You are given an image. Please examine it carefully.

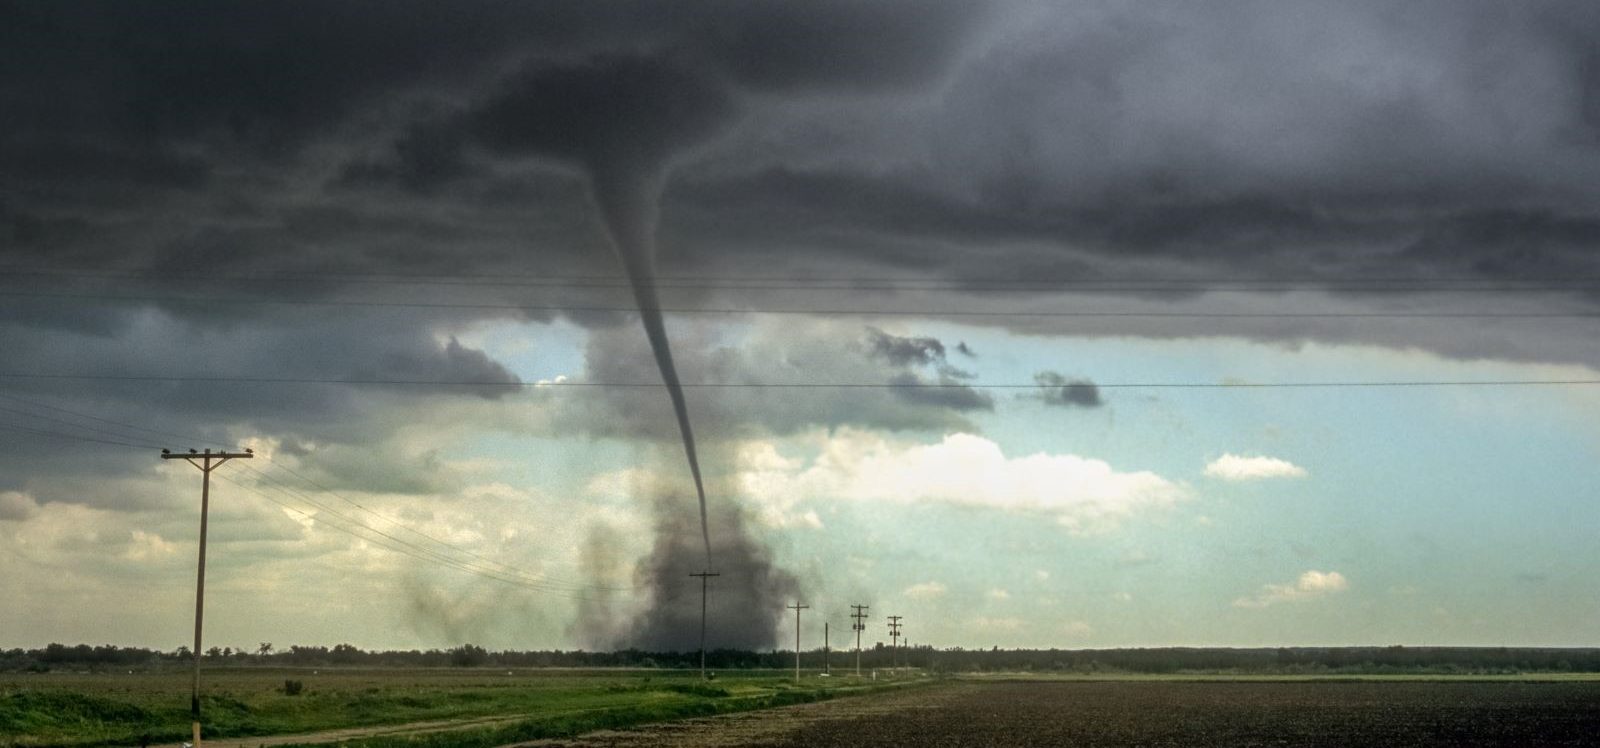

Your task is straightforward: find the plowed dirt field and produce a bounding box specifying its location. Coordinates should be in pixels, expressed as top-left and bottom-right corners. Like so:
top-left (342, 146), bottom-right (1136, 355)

top-left (517, 679), bottom-right (1600, 747)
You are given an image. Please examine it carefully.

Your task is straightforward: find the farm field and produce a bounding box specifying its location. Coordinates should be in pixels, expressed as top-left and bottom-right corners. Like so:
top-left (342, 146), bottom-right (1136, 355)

top-left (524, 678), bottom-right (1600, 747)
top-left (0, 667), bottom-right (919, 748)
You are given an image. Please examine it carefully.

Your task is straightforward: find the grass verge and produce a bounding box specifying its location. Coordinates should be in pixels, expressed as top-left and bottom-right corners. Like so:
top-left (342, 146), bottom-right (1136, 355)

top-left (0, 670), bottom-right (932, 748)
top-left (275, 680), bottom-right (932, 748)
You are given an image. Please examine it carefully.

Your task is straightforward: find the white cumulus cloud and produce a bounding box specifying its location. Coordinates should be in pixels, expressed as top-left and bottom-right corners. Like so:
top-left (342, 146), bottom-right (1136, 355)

top-left (1204, 454), bottom-right (1309, 481)
top-left (0, 491), bottom-right (39, 521)
top-left (904, 581), bottom-right (948, 600)
top-left (971, 616), bottom-right (1025, 632)
top-left (1061, 620), bottom-right (1094, 639)
top-left (740, 430), bottom-right (1188, 534)
top-left (1234, 570), bottom-right (1349, 608)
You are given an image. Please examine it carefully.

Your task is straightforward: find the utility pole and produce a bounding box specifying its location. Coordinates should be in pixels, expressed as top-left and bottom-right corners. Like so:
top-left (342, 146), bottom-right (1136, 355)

top-left (787, 603), bottom-right (808, 682)
top-left (162, 447), bottom-right (253, 748)
top-left (824, 621), bottom-right (830, 675)
top-left (888, 616), bottom-right (903, 671)
top-left (689, 570), bottom-right (719, 679)
top-left (850, 604), bottom-right (869, 677)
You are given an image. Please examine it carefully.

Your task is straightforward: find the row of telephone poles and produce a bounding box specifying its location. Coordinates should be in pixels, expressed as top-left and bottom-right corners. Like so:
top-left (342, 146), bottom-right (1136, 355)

top-left (787, 602), bottom-right (905, 682)
top-left (168, 448), bottom-right (911, 748)
top-left (685, 573), bottom-right (910, 683)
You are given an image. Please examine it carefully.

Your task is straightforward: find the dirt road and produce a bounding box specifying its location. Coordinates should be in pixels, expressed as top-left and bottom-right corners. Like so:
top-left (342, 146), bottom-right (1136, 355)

top-left (162, 714), bottom-right (529, 748)
top-left (513, 680), bottom-right (1600, 747)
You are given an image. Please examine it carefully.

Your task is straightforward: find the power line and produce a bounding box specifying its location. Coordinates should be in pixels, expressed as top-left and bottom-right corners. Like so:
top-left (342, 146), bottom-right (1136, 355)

top-left (0, 421), bottom-right (163, 449)
top-left (17, 265), bottom-right (1577, 283)
top-left (214, 466), bottom-right (619, 598)
top-left (4, 372), bottom-right (1600, 389)
top-left (7, 290), bottom-right (1600, 319)
top-left (9, 267), bottom-right (1600, 292)
top-left (161, 445), bottom-right (252, 748)
top-left (240, 461), bottom-right (635, 593)
top-left (851, 604), bottom-right (869, 678)
top-left (234, 470), bottom-right (629, 595)
top-left (12, 265), bottom-right (1600, 285)
top-left (0, 393), bottom-right (634, 595)
top-left (210, 473), bottom-right (615, 601)
top-left (0, 393), bottom-right (224, 446)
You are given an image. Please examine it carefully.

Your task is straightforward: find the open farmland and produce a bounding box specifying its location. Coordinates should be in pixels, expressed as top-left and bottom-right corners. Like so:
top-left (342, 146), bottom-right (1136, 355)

top-left (0, 668), bottom-right (914, 748)
top-left (523, 678), bottom-right (1600, 747)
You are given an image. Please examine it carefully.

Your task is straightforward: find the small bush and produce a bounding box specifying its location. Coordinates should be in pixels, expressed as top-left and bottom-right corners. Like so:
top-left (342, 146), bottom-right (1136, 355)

top-left (283, 679), bottom-right (304, 696)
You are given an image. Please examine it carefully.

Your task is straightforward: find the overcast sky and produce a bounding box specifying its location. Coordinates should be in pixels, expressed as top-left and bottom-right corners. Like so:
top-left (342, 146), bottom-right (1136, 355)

top-left (3, 0), bottom-right (1600, 652)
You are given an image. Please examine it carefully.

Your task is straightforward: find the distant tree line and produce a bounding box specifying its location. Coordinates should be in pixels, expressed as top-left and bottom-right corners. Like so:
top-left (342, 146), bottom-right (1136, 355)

top-left (5, 642), bottom-right (1598, 674)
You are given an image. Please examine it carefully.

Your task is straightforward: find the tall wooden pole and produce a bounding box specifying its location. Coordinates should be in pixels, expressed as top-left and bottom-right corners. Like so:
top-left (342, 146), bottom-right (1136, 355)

top-left (850, 604), bottom-right (869, 677)
top-left (787, 603), bottom-right (808, 682)
top-left (163, 447), bottom-right (253, 748)
top-left (689, 571), bottom-right (719, 679)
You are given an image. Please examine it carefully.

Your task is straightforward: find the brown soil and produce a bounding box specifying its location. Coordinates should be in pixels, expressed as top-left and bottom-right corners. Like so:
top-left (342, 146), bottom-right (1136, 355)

top-left (510, 680), bottom-right (1600, 747)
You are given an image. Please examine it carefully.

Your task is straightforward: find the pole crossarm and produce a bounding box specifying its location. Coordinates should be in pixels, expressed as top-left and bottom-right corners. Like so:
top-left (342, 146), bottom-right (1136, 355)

top-left (162, 449), bottom-right (254, 469)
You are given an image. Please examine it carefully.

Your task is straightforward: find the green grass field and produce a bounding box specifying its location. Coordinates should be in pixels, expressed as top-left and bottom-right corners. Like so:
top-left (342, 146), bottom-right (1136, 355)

top-left (0, 667), bottom-right (923, 748)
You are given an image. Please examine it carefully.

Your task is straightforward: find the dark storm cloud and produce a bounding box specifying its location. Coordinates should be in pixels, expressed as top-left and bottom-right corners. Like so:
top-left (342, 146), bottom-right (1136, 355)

top-left (0, 304), bottom-right (516, 504)
top-left (861, 327), bottom-right (991, 411)
top-left (467, 54), bottom-right (737, 177)
top-left (558, 320), bottom-right (991, 441)
top-left (865, 327), bottom-right (947, 368)
top-left (888, 372), bottom-right (994, 412)
top-left (0, 0), bottom-right (987, 281)
top-left (358, 337), bottom-right (521, 399)
top-left (1033, 371), bottom-right (1103, 409)
top-left (4, 2), bottom-right (1600, 498)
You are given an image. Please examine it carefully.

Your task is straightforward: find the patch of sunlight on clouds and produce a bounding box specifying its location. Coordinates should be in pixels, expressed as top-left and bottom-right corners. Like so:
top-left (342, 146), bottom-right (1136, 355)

top-left (1061, 620), bottom-right (1093, 639)
top-left (904, 581), bottom-right (948, 600)
top-left (739, 429), bottom-right (1188, 534)
top-left (1234, 570), bottom-right (1349, 609)
top-left (1204, 453), bottom-right (1308, 481)
top-left (972, 616), bottom-right (1025, 632)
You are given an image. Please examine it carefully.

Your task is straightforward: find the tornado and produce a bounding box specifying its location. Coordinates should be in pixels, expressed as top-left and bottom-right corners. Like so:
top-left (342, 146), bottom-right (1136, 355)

top-left (589, 166), bottom-right (712, 561)
top-left (468, 54), bottom-right (737, 565)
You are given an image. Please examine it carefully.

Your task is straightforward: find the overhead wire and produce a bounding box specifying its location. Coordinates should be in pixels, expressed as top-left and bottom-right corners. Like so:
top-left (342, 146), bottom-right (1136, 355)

top-left (0, 421), bottom-right (164, 449)
top-left (7, 267), bottom-right (1600, 292)
top-left (0, 393), bottom-right (636, 595)
top-left (2, 372), bottom-right (1599, 389)
top-left (5, 289), bottom-right (1599, 319)
top-left (235, 461), bottom-right (636, 593)
top-left (216, 467), bottom-right (619, 599)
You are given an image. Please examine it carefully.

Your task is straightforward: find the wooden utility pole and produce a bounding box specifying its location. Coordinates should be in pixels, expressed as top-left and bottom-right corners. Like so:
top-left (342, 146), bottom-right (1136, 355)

top-left (162, 447), bottom-right (252, 748)
top-left (689, 570), bottom-right (719, 679)
top-left (787, 603), bottom-right (808, 682)
top-left (850, 604), bottom-right (869, 677)
top-left (887, 616), bottom-right (903, 670)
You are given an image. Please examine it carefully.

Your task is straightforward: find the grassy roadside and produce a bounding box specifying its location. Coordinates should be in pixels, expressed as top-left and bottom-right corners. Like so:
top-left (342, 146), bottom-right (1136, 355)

top-left (275, 679), bottom-right (936, 748)
top-left (0, 669), bottom-right (935, 748)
